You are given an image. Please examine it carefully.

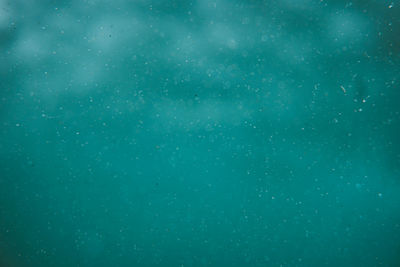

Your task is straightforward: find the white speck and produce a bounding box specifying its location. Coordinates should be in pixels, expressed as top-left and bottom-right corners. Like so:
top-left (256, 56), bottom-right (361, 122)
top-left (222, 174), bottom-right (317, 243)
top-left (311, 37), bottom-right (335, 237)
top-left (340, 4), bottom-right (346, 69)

top-left (227, 39), bottom-right (237, 49)
top-left (16, 123), bottom-right (20, 127)
top-left (261, 34), bottom-right (268, 42)
top-left (389, 3), bottom-right (393, 8)
top-left (378, 193), bottom-right (383, 198)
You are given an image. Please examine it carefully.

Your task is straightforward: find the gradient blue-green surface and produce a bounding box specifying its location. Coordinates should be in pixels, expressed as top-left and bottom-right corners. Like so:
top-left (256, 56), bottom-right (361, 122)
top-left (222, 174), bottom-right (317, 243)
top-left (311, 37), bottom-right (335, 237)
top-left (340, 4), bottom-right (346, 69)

top-left (1, 0), bottom-right (400, 266)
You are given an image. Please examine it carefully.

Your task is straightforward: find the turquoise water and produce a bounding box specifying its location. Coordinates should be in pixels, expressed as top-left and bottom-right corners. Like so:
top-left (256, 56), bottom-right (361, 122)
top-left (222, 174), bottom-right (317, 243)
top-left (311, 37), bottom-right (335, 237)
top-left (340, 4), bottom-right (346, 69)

top-left (1, 0), bottom-right (400, 266)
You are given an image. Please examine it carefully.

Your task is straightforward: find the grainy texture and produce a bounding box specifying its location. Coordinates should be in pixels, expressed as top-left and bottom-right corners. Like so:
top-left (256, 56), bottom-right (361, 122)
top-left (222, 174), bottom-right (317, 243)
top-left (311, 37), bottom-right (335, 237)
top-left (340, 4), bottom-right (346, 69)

top-left (0, 0), bottom-right (400, 266)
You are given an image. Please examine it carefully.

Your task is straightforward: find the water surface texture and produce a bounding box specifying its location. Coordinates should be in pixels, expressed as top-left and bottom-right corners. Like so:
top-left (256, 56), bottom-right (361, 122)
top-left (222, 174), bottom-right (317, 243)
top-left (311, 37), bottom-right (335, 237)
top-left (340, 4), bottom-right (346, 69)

top-left (1, 0), bottom-right (400, 266)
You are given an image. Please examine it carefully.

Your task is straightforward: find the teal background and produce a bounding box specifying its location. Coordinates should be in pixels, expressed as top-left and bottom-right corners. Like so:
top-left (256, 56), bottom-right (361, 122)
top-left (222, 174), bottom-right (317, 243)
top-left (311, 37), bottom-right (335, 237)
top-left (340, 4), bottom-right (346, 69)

top-left (1, 0), bottom-right (400, 266)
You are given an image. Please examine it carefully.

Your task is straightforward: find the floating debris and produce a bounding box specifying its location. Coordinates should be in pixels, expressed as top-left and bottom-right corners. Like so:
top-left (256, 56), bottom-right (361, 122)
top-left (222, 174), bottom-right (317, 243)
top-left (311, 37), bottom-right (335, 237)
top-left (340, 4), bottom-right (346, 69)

top-left (340, 85), bottom-right (347, 94)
